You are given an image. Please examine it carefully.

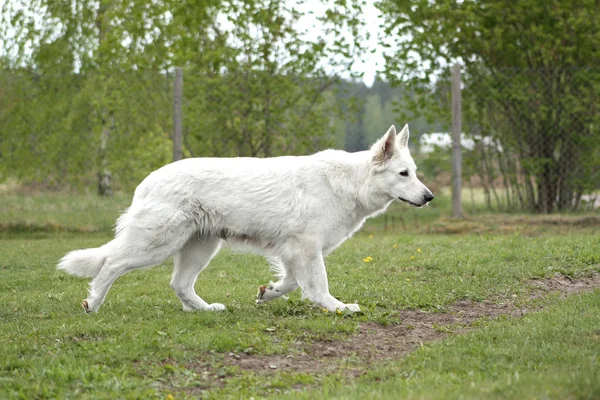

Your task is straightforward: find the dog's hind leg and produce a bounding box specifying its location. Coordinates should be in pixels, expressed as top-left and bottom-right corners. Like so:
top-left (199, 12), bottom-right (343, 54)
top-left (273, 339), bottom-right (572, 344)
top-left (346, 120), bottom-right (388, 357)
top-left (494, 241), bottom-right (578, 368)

top-left (256, 258), bottom-right (299, 304)
top-left (171, 235), bottom-right (225, 312)
top-left (84, 211), bottom-right (195, 313)
top-left (84, 238), bottom-right (189, 313)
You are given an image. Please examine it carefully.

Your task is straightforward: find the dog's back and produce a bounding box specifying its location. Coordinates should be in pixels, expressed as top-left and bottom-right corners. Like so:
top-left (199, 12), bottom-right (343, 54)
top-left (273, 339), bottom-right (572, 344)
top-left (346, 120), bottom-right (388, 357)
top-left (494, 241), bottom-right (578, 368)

top-left (127, 152), bottom-right (369, 248)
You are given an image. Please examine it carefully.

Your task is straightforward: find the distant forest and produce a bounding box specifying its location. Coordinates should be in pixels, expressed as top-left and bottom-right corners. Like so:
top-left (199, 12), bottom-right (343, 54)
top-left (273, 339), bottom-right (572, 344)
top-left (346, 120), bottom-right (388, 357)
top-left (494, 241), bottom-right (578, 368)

top-left (333, 78), bottom-right (446, 153)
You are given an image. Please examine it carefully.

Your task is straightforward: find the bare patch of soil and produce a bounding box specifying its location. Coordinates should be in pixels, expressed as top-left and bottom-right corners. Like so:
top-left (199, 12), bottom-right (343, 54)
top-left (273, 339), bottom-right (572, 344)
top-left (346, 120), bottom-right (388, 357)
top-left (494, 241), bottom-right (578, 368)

top-left (429, 215), bottom-right (600, 235)
top-left (214, 300), bottom-right (523, 375)
top-left (528, 273), bottom-right (600, 295)
top-left (212, 273), bottom-right (600, 375)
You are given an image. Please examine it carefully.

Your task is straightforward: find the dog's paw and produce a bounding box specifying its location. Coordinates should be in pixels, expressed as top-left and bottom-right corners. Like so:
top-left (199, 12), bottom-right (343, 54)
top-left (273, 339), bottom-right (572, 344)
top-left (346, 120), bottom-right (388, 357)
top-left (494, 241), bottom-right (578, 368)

top-left (256, 284), bottom-right (281, 304)
top-left (340, 303), bottom-right (361, 313)
top-left (256, 285), bottom-right (268, 304)
top-left (82, 299), bottom-right (98, 314)
top-left (208, 303), bottom-right (226, 312)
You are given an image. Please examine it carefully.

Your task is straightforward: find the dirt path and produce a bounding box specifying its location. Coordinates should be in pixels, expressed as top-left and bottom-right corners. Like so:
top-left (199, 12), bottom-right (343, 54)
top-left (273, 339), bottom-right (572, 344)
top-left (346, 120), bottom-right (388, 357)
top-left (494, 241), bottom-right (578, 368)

top-left (215, 273), bottom-right (600, 375)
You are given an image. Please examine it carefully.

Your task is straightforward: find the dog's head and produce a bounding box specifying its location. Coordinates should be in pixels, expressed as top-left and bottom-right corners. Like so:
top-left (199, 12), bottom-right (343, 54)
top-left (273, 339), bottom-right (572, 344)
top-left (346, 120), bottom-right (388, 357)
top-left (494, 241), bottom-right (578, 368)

top-left (370, 125), bottom-right (434, 207)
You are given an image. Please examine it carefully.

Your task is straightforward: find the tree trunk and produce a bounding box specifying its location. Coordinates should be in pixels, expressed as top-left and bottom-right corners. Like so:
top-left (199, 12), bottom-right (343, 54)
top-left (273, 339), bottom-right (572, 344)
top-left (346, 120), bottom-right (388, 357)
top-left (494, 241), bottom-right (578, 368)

top-left (495, 141), bottom-right (512, 209)
top-left (537, 163), bottom-right (556, 213)
top-left (477, 143), bottom-right (492, 210)
top-left (510, 154), bottom-right (524, 209)
top-left (557, 129), bottom-right (581, 211)
top-left (97, 112), bottom-right (114, 196)
top-left (96, 3), bottom-right (113, 197)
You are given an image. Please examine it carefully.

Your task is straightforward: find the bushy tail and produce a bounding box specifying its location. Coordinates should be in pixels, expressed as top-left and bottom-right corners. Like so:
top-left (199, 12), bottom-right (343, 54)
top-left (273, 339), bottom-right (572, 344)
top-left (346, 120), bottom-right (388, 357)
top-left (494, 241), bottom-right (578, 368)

top-left (57, 243), bottom-right (112, 278)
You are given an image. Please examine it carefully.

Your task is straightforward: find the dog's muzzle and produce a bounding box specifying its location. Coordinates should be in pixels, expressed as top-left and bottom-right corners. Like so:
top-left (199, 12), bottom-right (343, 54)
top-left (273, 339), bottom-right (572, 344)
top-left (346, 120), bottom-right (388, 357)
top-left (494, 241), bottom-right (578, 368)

top-left (398, 192), bottom-right (434, 208)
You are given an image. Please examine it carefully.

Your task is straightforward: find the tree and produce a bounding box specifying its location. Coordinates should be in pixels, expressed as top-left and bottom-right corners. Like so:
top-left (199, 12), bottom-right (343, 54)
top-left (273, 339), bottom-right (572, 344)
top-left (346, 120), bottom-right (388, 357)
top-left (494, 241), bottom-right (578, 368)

top-left (378, 0), bottom-right (600, 212)
top-left (1, 0), bottom-right (367, 191)
top-left (1, 0), bottom-right (213, 193)
top-left (181, 0), bottom-right (367, 158)
top-left (363, 94), bottom-right (387, 145)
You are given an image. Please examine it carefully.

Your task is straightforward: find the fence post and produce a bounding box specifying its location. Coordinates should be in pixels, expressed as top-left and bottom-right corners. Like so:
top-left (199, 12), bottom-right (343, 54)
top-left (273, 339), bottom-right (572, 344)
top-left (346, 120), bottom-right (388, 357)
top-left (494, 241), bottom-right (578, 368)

top-left (451, 63), bottom-right (463, 218)
top-left (172, 67), bottom-right (183, 162)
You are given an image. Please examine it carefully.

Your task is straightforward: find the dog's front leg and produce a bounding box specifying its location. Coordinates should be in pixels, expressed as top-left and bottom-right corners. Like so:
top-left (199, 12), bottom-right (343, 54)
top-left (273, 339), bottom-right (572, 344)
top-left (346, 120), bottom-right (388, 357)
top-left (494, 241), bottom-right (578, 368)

top-left (282, 238), bottom-right (360, 313)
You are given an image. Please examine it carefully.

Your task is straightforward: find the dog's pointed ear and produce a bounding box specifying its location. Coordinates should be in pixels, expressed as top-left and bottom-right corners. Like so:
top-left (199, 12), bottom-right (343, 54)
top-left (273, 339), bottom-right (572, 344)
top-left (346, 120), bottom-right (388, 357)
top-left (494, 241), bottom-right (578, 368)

top-left (371, 125), bottom-right (397, 165)
top-left (398, 124), bottom-right (410, 148)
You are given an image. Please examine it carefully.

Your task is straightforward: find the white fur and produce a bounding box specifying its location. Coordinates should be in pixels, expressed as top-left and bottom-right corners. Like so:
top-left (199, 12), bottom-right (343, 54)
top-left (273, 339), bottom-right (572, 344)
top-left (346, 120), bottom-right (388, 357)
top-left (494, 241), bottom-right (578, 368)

top-left (58, 124), bottom-right (433, 313)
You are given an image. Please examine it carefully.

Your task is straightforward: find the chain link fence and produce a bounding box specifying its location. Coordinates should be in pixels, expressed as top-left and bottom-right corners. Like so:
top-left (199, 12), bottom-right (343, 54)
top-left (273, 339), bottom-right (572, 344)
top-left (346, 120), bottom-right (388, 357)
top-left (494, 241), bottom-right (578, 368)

top-left (0, 68), bottom-right (341, 194)
top-left (420, 67), bottom-right (600, 213)
top-left (0, 70), bottom-right (173, 193)
top-left (2, 67), bottom-right (599, 213)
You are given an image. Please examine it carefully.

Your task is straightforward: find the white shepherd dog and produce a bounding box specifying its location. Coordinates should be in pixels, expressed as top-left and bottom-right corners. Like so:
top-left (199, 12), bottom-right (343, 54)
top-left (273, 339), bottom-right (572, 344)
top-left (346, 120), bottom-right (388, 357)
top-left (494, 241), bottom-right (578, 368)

top-left (58, 125), bottom-right (433, 314)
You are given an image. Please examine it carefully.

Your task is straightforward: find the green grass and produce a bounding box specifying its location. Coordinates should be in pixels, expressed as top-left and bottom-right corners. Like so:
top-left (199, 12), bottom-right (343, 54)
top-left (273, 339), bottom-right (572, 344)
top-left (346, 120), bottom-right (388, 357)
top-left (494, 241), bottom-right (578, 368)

top-left (0, 189), bottom-right (599, 399)
top-left (290, 291), bottom-right (600, 400)
top-left (0, 191), bottom-right (130, 235)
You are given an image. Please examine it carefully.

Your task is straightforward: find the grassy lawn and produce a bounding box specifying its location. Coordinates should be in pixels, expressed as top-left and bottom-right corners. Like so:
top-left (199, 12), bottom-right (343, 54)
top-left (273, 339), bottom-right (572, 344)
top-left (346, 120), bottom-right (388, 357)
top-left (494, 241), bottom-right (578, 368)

top-left (292, 291), bottom-right (600, 400)
top-left (0, 190), bottom-right (130, 234)
top-left (0, 190), bottom-right (599, 399)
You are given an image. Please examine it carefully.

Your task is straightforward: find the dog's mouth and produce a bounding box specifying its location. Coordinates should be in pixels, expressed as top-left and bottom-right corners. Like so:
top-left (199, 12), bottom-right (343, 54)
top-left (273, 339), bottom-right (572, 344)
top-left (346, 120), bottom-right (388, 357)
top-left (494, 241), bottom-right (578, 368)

top-left (398, 197), bottom-right (429, 208)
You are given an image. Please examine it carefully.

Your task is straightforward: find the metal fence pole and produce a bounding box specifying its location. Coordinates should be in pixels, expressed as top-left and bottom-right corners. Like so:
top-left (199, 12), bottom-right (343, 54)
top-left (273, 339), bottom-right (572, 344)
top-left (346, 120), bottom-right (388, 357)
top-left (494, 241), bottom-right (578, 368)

top-left (172, 67), bottom-right (183, 162)
top-left (451, 63), bottom-right (463, 218)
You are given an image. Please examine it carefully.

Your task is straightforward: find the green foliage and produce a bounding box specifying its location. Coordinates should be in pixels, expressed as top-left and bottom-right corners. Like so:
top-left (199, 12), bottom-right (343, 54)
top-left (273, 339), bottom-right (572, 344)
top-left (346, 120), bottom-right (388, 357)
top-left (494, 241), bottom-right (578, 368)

top-left (378, 0), bottom-right (600, 75)
top-left (414, 146), bottom-right (452, 182)
top-left (178, 0), bottom-right (369, 158)
top-left (333, 78), bottom-right (444, 153)
top-left (378, 0), bottom-right (600, 212)
top-left (0, 70), bottom-right (173, 190)
top-left (363, 94), bottom-right (393, 144)
top-left (0, 0), bottom-right (368, 189)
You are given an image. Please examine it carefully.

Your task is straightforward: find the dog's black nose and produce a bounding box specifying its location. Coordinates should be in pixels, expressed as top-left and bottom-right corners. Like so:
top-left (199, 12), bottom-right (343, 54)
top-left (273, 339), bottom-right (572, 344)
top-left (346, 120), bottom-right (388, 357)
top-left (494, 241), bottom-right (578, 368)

top-left (423, 193), bottom-right (434, 203)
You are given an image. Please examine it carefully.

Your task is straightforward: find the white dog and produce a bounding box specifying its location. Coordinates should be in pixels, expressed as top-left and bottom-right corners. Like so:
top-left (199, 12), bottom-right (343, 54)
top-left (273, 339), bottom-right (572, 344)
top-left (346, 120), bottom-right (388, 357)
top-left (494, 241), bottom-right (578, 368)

top-left (58, 125), bottom-right (433, 313)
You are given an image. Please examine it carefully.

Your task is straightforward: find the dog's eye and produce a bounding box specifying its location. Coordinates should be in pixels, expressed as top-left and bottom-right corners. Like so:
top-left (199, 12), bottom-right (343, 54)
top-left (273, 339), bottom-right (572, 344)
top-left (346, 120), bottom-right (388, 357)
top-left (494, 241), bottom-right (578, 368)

top-left (399, 170), bottom-right (409, 177)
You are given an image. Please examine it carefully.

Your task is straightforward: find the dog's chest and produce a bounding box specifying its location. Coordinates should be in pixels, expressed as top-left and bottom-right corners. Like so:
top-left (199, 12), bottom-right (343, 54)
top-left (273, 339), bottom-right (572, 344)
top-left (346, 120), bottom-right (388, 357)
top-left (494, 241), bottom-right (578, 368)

top-left (321, 217), bottom-right (366, 254)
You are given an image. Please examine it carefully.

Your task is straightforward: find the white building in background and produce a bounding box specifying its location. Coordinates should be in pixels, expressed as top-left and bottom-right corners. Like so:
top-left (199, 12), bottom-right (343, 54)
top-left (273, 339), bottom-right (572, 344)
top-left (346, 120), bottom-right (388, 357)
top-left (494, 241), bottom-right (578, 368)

top-left (419, 133), bottom-right (501, 153)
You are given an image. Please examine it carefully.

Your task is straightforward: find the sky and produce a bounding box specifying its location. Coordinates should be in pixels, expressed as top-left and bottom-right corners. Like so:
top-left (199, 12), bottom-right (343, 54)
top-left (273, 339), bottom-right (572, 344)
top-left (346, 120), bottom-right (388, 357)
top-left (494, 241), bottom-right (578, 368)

top-left (295, 0), bottom-right (386, 87)
top-left (354, 2), bottom-right (387, 87)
